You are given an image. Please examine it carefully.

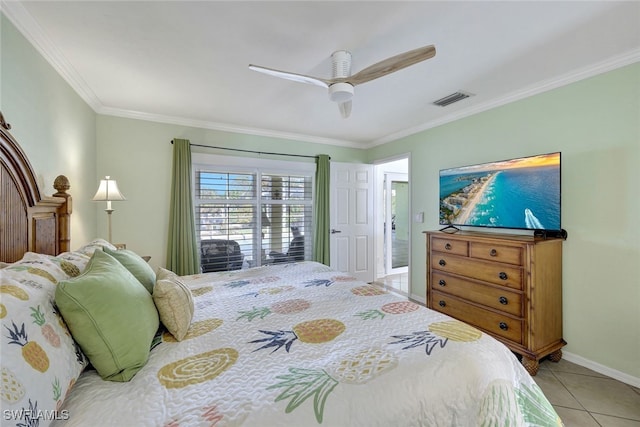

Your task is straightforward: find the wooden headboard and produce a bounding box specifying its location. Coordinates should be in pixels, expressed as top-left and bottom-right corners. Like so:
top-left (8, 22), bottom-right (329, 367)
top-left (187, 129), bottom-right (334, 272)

top-left (0, 111), bottom-right (72, 263)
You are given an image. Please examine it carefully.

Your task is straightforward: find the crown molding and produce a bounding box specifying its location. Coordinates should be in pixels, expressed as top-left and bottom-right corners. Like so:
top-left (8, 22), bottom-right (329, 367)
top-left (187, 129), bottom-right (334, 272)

top-left (2, 1), bottom-right (364, 149)
top-left (4, 1), bottom-right (638, 150)
top-left (2, 1), bottom-right (103, 111)
top-left (98, 106), bottom-right (364, 149)
top-left (369, 48), bottom-right (640, 148)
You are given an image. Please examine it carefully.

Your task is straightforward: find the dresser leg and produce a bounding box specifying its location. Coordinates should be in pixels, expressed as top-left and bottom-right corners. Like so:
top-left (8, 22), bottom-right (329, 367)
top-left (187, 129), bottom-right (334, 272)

top-left (548, 349), bottom-right (563, 363)
top-left (521, 356), bottom-right (539, 376)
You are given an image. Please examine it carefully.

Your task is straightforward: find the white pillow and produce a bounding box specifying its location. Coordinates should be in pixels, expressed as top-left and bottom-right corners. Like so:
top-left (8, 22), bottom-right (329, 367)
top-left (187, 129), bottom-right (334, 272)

top-left (152, 275), bottom-right (194, 341)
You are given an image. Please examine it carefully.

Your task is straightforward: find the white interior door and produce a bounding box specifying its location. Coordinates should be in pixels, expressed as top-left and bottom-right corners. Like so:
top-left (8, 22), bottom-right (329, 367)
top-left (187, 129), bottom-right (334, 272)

top-left (330, 162), bottom-right (374, 282)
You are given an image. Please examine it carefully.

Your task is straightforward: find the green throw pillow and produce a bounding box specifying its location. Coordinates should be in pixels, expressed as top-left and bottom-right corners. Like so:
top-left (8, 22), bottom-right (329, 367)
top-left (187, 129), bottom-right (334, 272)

top-left (55, 250), bottom-right (159, 382)
top-left (103, 247), bottom-right (156, 293)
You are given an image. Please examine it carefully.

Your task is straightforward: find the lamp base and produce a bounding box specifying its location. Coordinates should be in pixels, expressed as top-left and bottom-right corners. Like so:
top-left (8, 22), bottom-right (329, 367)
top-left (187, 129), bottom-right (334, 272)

top-left (105, 209), bottom-right (114, 243)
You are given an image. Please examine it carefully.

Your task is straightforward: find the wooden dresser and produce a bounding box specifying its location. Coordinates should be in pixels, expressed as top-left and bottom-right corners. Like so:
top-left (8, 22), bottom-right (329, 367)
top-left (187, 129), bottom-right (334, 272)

top-left (425, 230), bottom-right (565, 375)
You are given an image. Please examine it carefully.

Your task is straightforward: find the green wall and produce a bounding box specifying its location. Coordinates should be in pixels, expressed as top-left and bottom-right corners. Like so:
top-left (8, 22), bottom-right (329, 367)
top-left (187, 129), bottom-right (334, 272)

top-left (1, 14), bottom-right (97, 246)
top-left (3, 12), bottom-right (638, 382)
top-left (368, 62), bottom-right (640, 380)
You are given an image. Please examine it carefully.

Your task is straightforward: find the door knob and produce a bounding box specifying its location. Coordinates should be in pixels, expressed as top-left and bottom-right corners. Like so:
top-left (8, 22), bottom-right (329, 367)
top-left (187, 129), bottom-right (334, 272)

top-left (330, 229), bottom-right (342, 234)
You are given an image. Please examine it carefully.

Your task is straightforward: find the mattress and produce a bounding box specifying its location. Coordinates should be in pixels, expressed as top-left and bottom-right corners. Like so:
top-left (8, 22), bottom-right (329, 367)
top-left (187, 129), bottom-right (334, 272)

top-left (55, 261), bottom-right (561, 426)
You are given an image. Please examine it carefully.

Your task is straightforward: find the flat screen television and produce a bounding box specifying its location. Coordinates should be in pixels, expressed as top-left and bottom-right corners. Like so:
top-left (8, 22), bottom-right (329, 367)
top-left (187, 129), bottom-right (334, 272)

top-left (439, 152), bottom-right (561, 231)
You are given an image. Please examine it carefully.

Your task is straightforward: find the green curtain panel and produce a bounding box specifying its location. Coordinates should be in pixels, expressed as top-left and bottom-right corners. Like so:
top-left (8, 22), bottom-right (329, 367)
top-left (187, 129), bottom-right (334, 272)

top-left (313, 154), bottom-right (330, 264)
top-left (166, 139), bottom-right (200, 275)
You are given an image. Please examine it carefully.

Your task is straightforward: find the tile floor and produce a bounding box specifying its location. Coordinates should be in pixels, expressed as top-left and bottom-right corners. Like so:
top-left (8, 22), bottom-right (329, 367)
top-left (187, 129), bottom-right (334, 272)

top-left (535, 358), bottom-right (640, 426)
top-left (373, 272), bottom-right (409, 295)
top-left (374, 273), bottom-right (640, 426)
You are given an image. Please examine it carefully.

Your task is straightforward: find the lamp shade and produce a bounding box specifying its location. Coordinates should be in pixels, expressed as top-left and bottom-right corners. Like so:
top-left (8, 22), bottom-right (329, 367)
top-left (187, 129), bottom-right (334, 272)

top-left (92, 176), bottom-right (126, 202)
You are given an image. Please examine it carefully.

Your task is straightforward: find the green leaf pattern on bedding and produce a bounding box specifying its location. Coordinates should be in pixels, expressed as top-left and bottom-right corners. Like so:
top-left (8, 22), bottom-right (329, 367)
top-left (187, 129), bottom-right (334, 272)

top-left (236, 306), bottom-right (272, 321)
top-left (269, 367), bottom-right (338, 423)
top-left (354, 309), bottom-right (386, 320)
top-left (479, 379), bottom-right (564, 427)
top-left (517, 382), bottom-right (563, 426)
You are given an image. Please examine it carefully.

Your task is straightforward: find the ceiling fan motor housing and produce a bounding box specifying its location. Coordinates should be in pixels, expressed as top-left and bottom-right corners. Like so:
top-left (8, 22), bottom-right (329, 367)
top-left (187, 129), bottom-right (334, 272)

top-left (331, 50), bottom-right (352, 77)
top-left (329, 50), bottom-right (353, 102)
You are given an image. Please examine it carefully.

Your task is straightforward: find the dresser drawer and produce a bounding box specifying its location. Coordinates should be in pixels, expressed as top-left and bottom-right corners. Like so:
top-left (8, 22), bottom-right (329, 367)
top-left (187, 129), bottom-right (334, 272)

top-left (469, 242), bottom-right (523, 266)
top-left (431, 254), bottom-right (523, 290)
top-left (431, 291), bottom-right (523, 344)
top-left (431, 237), bottom-right (468, 256)
top-left (431, 272), bottom-right (523, 316)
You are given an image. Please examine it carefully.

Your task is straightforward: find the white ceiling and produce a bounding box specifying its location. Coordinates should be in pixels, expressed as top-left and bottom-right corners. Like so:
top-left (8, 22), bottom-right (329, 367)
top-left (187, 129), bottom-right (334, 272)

top-left (4, 1), bottom-right (640, 148)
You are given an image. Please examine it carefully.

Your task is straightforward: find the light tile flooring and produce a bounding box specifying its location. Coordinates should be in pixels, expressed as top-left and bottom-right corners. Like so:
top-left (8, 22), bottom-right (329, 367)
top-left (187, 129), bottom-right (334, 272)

top-left (536, 358), bottom-right (640, 426)
top-left (374, 272), bottom-right (409, 295)
top-left (374, 273), bottom-right (640, 426)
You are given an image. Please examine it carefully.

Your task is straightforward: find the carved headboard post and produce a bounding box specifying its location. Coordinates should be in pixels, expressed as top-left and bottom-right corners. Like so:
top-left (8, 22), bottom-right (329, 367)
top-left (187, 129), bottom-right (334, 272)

top-left (53, 175), bottom-right (72, 253)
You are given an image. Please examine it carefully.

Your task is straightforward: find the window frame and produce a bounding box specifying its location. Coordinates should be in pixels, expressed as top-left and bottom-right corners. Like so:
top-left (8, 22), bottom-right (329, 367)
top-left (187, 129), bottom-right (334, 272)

top-left (192, 153), bottom-right (316, 269)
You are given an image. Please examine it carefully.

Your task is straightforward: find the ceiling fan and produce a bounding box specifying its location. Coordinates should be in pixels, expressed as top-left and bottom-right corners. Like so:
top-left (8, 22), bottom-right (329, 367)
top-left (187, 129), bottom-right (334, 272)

top-left (249, 44), bottom-right (436, 118)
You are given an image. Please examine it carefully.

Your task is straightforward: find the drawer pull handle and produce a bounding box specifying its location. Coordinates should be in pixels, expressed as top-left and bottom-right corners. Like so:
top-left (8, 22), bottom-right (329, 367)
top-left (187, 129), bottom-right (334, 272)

top-left (490, 249), bottom-right (497, 257)
top-left (499, 296), bottom-right (508, 305)
top-left (438, 279), bottom-right (446, 287)
top-left (438, 300), bottom-right (446, 307)
top-left (499, 272), bottom-right (508, 280)
top-left (445, 243), bottom-right (452, 250)
top-left (439, 259), bottom-right (446, 267)
top-left (499, 322), bottom-right (508, 331)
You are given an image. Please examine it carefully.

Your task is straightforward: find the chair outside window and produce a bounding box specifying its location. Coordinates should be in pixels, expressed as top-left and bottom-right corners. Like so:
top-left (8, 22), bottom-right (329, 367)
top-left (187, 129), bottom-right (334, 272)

top-left (200, 239), bottom-right (244, 272)
top-left (269, 227), bottom-right (305, 264)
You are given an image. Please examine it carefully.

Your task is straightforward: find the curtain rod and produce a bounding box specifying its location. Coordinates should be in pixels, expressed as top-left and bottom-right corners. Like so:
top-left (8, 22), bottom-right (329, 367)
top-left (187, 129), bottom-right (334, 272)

top-left (171, 141), bottom-right (327, 160)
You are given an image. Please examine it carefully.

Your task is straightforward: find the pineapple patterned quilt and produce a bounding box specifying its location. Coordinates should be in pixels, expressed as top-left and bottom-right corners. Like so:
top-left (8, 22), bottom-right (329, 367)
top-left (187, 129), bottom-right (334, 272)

top-left (55, 261), bottom-right (561, 427)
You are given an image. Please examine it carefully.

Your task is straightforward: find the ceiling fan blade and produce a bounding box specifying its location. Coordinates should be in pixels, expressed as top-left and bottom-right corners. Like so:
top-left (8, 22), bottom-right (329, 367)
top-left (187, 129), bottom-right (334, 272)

top-left (248, 64), bottom-right (329, 88)
top-left (338, 100), bottom-right (352, 118)
top-left (346, 44), bottom-right (436, 86)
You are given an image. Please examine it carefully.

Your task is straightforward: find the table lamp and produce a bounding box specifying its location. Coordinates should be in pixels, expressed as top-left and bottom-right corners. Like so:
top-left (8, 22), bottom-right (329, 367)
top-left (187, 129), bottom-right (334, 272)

top-left (92, 176), bottom-right (126, 243)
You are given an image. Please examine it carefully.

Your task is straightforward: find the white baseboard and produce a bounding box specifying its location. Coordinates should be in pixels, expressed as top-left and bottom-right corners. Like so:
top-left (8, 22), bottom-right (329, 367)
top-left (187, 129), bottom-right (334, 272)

top-left (410, 293), bottom-right (426, 304)
top-left (562, 351), bottom-right (640, 388)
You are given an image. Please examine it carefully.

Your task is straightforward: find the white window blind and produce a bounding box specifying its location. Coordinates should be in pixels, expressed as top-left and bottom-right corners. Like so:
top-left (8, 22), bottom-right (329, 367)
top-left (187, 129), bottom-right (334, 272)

top-left (193, 155), bottom-right (314, 271)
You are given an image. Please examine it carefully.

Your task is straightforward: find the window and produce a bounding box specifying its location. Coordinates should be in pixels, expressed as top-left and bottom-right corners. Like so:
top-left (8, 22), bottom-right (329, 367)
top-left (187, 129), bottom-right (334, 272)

top-left (193, 154), bottom-right (314, 271)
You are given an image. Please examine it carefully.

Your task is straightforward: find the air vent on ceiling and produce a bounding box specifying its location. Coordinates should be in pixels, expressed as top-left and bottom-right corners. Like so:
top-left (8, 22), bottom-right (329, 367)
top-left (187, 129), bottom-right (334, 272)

top-left (432, 91), bottom-right (473, 107)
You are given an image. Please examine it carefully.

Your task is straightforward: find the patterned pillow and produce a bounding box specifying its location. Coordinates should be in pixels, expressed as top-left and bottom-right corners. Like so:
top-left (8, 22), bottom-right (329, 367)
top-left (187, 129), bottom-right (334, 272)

top-left (1, 252), bottom-right (71, 293)
top-left (153, 275), bottom-right (194, 341)
top-left (157, 267), bottom-right (179, 281)
top-left (74, 238), bottom-right (117, 257)
top-left (53, 252), bottom-right (91, 277)
top-left (1, 254), bottom-right (87, 425)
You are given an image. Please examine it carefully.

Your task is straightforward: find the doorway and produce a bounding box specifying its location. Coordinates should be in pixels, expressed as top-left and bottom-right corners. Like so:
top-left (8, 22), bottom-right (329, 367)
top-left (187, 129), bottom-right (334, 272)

top-left (375, 157), bottom-right (409, 295)
top-left (385, 173), bottom-right (409, 272)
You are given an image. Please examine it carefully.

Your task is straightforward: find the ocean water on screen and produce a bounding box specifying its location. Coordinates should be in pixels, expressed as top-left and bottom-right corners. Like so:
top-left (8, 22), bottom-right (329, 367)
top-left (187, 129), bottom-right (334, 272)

top-left (466, 166), bottom-right (560, 230)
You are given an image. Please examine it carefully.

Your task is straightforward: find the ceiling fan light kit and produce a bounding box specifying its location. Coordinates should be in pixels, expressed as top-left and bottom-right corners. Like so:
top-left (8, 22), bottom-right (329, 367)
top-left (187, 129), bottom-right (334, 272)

top-left (329, 82), bottom-right (354, 103)
top-left (249, 44), bottom-right (436, 118)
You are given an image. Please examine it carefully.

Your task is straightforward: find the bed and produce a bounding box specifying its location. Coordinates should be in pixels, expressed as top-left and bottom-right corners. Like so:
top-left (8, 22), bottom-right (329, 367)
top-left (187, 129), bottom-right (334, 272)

top-left (0, 113), bottom-right (563, 426)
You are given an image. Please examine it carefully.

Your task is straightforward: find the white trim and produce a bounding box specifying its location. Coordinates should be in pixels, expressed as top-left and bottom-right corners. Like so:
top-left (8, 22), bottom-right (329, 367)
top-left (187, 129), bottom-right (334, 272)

top-left (1, 1), bottom-right (103, 110)
top-left (103, 107), bottom-right (362, 149)
top-left (372, 152), bottom-right (413, 166)
top-left (562, 351), bottom-right (640, 388)
top-left (192, 153), bottom-right (315, 174)
top-left (370, 49), bottom-right (640, 147)
top-left (410, 293), bottom-right (426, 305)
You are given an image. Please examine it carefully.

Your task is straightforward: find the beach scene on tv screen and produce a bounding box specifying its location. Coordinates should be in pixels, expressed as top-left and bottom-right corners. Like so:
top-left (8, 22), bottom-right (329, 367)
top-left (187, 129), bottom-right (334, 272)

top-left (439, 153), bottom-right (561, 230)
